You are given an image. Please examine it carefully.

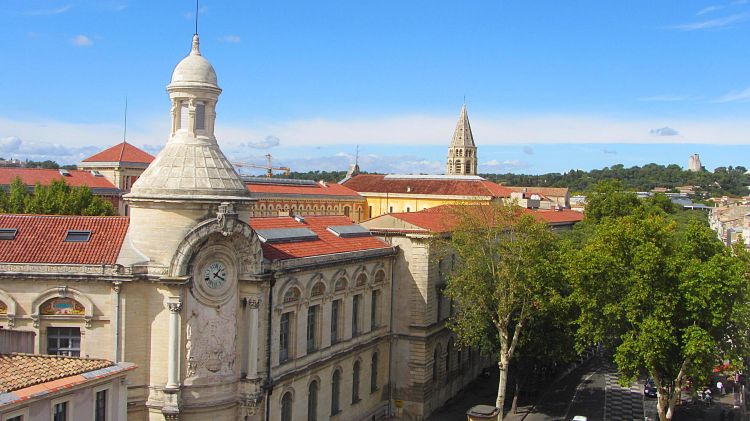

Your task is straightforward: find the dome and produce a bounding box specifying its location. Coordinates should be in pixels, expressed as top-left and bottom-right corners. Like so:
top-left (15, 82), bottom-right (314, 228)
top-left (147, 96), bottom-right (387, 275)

top-left (168, 35), bottom-right (219, 90)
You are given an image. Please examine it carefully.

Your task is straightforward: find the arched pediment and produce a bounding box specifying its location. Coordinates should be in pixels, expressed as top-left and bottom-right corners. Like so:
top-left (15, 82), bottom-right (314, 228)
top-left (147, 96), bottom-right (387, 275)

top-left (169, 203), bottom-right (264, 278)
top-left (31, 287), bottom-right (94, 328)
top-left (0, 289), bottom-right (18, 328)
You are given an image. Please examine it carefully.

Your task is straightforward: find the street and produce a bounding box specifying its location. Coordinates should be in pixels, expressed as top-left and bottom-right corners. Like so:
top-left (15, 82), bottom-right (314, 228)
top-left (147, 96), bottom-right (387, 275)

top-left (422, 356), bottom-right (745, 421)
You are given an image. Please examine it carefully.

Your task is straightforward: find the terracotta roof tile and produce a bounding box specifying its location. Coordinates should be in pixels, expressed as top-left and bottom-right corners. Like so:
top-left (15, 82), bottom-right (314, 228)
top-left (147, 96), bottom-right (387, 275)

top-left (0, 168), bottom-right (118, 190)
top-left (81, 141), bottom-right (155, 164)
top-left (0, 214), bottom-right (129, 264)
top-left (508, 186), bottom-right (570, 197)
top-left (341, 174), bottom-right (513, 197)
top-left (371, 205), bottom-right (583, 234)
top-left (246, 180), bottom-right (363, 198)
top-left (249, 216), bottom-right (390, 261)
top-left (0, 353), bottom-right (114, 393)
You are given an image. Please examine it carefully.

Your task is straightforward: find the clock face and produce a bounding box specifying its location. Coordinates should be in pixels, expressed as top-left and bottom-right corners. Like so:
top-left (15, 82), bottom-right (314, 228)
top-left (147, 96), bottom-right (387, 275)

top-left (203, 261), bottom-right (227, 289)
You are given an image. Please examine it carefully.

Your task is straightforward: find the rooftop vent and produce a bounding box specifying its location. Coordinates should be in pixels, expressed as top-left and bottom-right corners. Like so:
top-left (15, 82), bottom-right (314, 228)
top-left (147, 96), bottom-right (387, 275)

top-left (64, 230), bottom-right (92, 242)
top-left (58, 169), bottom-right (71, 177)
top-left (327, 225), bottom-right (371, 238)
top-left (294, 215), bottom-right (306, 224)
top-left (0, 228), bottom-right (17, 240)
top-left (255, 228), bottom-right (318, 243)
top-left (90, 170), bottom-right (104, 177)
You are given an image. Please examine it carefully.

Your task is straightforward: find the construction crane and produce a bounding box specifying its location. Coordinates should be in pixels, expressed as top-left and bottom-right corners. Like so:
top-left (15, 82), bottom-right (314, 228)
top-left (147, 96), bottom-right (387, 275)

top-left (232, 154), bottom-right (291, 178)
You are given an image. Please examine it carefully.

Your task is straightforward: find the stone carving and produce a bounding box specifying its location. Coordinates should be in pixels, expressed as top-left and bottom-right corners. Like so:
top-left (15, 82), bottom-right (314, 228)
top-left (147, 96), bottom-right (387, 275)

top-left (185, 296), bottom-right (238, 382)
top-left (167, 301), bottom-right (182, 313)
top-left (217, 202), bottom-right (238, 237)
top-left (240, 393), bottom-right (264, 417)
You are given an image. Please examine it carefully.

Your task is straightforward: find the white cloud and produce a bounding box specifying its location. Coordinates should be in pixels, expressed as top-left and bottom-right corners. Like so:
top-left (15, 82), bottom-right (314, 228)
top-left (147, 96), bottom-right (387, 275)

top-left (650, 127), bottom-right (679, 136)
top-left (71, 35), bottom-right (93, 47)
top-left (0, 136), bottom-right (22, 153)
top-left (715, 86), bottom-right (750, 102)
top-left (671, 13), bottom-right (749, 30)
top-left (19, 4), bottom-right (72, 16)
top-left (220, 35), bottom-right (241, 43)
top-left (697, 5), bottom-right (725, 15)
top-left (522, 146), bottom-right (534, 155)
top-left (242, 135), bottom-right (280, 149)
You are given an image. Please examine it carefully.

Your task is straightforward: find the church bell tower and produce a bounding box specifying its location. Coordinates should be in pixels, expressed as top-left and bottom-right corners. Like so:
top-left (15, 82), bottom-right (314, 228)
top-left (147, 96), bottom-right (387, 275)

top-left (446, 104), bottom-right (478, 176)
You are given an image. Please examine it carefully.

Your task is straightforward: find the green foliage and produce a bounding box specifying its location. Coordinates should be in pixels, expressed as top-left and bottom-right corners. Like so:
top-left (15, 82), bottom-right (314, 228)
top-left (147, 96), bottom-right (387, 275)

top-left (481, 162), bottom-right (750, 196)
top-left (23, 160), bottom-right (60, 169)
top-left (0, 177), bottom-right (115, 216)
top-left (567, 209), bottom-right (750, 420)
top-left (282, 171), bottom-right (349, 183)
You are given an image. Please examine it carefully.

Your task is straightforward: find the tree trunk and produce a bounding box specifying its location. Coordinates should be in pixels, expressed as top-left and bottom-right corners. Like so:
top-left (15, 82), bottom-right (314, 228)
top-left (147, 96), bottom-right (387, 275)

top-left (510, 377), bottom-right (520, 414)
top-left (497, 355), bottom-right (509, 421)
top-left (656, 386), bottom-right (680, 421)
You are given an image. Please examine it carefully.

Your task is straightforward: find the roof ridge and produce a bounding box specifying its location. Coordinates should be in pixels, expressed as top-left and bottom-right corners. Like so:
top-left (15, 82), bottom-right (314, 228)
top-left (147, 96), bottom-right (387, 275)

top-left (117, 141), bottom-right (127, 162)
top-left (7, 352), bottom-right (113, 363)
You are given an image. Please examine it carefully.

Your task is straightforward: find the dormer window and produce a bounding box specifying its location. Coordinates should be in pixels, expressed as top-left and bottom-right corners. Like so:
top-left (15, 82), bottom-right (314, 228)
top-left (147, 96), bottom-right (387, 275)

top-left (179, 102), bottom-right (189, 131)
top-left (64, 230), bottom-right (92, 242)
top-left (195, 102), bottom-right (206, 130)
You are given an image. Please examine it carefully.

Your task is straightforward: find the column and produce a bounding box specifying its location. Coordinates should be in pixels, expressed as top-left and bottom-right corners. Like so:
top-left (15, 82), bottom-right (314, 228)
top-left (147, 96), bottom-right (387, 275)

top-left (166, 298), bottom-right (182, 389)
top-left (246, 298), bottom-right (261, 380)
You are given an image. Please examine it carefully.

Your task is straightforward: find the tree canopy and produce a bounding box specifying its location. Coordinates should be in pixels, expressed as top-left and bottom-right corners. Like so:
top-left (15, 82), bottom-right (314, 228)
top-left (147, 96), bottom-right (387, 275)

top-left (443, 203), bottom-right (566, 419)
top-left (0, 177), bottom-right (115, 216)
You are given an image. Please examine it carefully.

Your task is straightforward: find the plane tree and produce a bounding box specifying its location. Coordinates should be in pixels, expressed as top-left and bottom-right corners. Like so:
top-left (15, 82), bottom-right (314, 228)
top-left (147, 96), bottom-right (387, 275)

top-left (442, 203), bottom-right (567, 420)
top-left (567, 212), bottom-right (750, 421)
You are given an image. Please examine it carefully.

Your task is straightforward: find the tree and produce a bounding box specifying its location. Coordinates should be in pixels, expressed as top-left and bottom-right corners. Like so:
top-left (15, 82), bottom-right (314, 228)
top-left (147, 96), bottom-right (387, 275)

top-left (0, 177), bottom-right (115, 216)
top-left (443, 203), bottom-right (565, 419)
top-left (567, 214), bottom-right (750, 421)
top-left (583, 180), bottom-right (641, 222)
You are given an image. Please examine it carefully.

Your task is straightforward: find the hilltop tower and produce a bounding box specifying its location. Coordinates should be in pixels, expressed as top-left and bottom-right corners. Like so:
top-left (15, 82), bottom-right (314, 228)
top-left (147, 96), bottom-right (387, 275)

top-left (446, 104), bottom-right (478, 175)
top-left (688, 153), bottom-right (702, 172)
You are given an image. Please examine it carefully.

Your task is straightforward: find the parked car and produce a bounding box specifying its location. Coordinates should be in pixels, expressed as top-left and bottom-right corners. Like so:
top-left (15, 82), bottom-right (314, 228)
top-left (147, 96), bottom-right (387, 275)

top-left (572, 417), bottom-right (588, 421)
top-left (644, 378), bottom-right (657, 398)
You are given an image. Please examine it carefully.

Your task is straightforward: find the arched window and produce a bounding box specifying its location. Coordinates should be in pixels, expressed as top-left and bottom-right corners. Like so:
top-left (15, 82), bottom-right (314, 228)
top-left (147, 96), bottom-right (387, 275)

top-left (371, 352), bottom-right (379, 393)
top-left (432, 347), bottom-right (439, 382)
top-left (373, 270), bottom-right (386, 284)
top-left (355, 273), bottom-right (367, 287)
top-left (465, 162), bottom-right (472, 174)
top-left (446, 339), bottom-right (453, 382)
top-left (334, 278), bottom-right (347, 292)
top-left (352, 360), bottom-right (361, 403)
top-left (308, 381), bottom-right (318, 421)
top-left (343, 206), bottom-right (350, 217)
top-left (283, 287), bottom-right (300, 304)
top-left (281, 391), bottom-right (293, 421)
top-left (331, 370), bottom-right (341, 415)
top-left (310, 282), bottom-right (325, 298)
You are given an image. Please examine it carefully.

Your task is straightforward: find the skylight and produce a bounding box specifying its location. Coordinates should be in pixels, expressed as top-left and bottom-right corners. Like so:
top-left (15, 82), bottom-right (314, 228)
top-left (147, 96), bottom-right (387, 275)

top-left (327, 225), bottom-right (371, 238)
top-left (255, 228), bottom-right (318, 243)
top-left (0, 228), bottom-right (17, 240)
top-left (64, 230), bottom-right (92, 242)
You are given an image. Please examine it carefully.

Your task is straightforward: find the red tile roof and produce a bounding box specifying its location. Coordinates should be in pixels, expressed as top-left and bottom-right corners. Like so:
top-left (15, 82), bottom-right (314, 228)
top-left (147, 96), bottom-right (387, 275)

top-left (0, 353), bottom-right (114, 393)
top-left (246, 180), bottom-right (363, 198)
top-left (341, 174), bottom-right (513, 197)
top-left (0, 168), bottom-right (118, 190)
top-left (249, 215), bottom-right (391, 261)
top-left (81, 141), bottom-right (154, 164)
top-left (370, 205), bottom-right (583, 234)
top-left (0, 215), bottom-right (129, 264)
top-left (508, 186), bottom-right (570, 197)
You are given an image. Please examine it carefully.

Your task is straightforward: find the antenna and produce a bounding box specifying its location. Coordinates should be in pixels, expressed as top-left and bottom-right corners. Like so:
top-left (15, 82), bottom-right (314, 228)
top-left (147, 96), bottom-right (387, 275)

top-left (123, 96), bottom-right (128, 142)
top-left (194, 0), bottom-right (199, 35)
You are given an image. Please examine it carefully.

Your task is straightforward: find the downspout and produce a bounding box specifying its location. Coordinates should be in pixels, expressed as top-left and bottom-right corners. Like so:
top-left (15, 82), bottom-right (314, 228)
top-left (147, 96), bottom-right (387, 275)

top-left (264, 274), bottom-right (276, 421)
top-left (113, 281), bottom-right (122, 362)
top-left (387, 247), bottom-right (396, 417)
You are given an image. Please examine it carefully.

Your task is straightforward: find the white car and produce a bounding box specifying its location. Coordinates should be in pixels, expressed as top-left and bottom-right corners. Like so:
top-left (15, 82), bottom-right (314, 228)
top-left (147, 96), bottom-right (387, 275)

top-left (572, 417), bottom-right (588, 421)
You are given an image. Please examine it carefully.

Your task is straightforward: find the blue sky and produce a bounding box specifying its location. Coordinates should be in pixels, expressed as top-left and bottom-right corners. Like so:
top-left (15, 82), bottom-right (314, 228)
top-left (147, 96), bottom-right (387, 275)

top-left (2, 0), bottom-right (750, 175)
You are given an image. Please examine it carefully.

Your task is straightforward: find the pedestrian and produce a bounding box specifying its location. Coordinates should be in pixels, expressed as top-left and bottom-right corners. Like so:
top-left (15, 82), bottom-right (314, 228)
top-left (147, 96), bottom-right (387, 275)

top-left (718, 379), bottom-right (725, 395)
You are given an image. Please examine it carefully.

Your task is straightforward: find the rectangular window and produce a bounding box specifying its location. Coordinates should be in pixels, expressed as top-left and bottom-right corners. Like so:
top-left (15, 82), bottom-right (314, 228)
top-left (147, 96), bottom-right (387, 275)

top-left (280, 312), bottom-right (291, 362)
top-left (352, 294), bottom-right (361, 337)
top-left (331, 300), bottom-right (341, 344)
top-left (64, 230), bottom-right (91, 242)
top-left (307, 305), bottom-right (318, 353)
top-left (195, 102), bottom-right (206, 130)
top-left (95, 389), bottom-right (107, 421)
top-left (0, 228), bottom-right (17, 240)
top-left (5, 415), bottom-right (23, 421)
top-left (389, 206), bottom-right (393, 213)
top-left (53, 401), bottom-right (68, 421)
top-left (47, 327), bottom-right (81, 357)
top-left (179, 102), bottom-right (189, 130)
top-left (370, 290), bottom-right (379, 330)
top-left (368, 206), bottom-right (372, 218)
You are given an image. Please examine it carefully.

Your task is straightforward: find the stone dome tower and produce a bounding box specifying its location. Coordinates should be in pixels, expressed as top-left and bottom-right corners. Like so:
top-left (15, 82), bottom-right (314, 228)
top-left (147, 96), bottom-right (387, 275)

top-left (124, 34), bottom-right (253, 267)
top-left (446, 104), bottom-right (478, 175)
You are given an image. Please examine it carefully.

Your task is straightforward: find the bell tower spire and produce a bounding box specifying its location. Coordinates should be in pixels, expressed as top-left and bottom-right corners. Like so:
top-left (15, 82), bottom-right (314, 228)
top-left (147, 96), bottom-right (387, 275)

top-left (446, 104), bottom-right (478, 175)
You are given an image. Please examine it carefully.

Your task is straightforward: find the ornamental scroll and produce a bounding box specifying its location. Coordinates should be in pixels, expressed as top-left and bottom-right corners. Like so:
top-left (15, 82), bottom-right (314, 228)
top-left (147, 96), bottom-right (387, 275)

top-left (40, 298), bottom-right (85, 315)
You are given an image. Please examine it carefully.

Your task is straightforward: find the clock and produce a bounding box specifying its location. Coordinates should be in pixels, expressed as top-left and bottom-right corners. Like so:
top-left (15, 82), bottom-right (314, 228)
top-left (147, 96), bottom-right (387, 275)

top-left (203, 261), bottom-right (227, 289)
